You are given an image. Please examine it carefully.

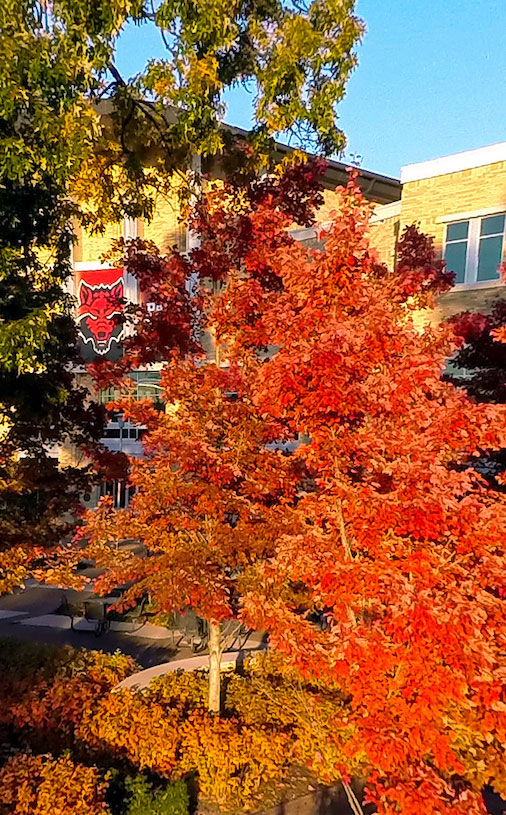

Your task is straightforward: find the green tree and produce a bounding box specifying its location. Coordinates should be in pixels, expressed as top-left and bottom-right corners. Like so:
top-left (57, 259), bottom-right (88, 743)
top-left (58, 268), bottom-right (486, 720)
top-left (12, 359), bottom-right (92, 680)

top-left (109, 0), bottom-right (364, 164)
top-left (0, 0), bottom-right (363, 577)
top-left (0, 0), bottom-right (144, 571)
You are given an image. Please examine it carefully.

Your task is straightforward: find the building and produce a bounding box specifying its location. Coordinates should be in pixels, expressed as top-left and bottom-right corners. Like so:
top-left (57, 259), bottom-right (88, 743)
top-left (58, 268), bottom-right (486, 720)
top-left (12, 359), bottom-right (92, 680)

top-left (71, 137), bottom-right (506, 506)
top-left (69, 145), bottom-right (401, 505)
top-left (72, 138), bottom-right (506, 505)
top-left (370, 141), bottom-right (506, 325)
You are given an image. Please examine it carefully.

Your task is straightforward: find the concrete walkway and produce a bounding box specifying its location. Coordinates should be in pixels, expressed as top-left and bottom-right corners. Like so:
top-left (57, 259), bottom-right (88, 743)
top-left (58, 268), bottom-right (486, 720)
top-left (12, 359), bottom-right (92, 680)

top-left (0, 583), bottom-right (266, 670)
top-left (0, 616), bottom-right (181, 667)
top-left (0, 584), bottom-right (174, 639)
top-left (0, 584), bottom-right (187, 666)
top-left (116, 633), bottom-right (266, 690)
top-left (0, 584), bottom-right (73, 615)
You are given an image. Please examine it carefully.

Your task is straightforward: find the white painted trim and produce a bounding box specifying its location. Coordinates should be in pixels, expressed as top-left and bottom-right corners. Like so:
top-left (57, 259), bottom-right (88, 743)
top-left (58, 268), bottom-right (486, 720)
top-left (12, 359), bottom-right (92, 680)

top-left (64, 242), bottom-right (77, 297)
top-left (186, 153), bottom-right (202, 254)
top-left (289, 222), bottom-right (333, 242)
top-left (122, 217), bottom-right (138, 241)
top-left (370, 200), bottom-right (402, 223)
top-left (444, 211), bottom-right (506, 287)
top-left (74, 261), bottom-right (113, 271)
top-left (401, 141), bottom-right (506, 183)
top-left (451, 279), bottom-right (505, 292)
top-left (290, 226), bottom-right (317, 241)
top-left (437, 205), bottom-right (506, 223)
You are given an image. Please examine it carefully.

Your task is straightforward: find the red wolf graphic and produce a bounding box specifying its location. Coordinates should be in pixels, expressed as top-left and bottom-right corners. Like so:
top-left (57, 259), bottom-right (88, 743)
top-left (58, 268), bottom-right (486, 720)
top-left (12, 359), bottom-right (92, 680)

top-left (77, 273), bottom-right (124, 356)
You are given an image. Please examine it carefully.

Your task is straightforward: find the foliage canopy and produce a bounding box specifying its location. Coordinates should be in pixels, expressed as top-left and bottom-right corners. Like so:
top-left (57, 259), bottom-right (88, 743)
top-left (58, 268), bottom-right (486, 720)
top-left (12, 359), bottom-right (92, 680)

top-left (79, 167), bottom-right (506, 815)
top-left (0, 0), bottom-right (363, 562)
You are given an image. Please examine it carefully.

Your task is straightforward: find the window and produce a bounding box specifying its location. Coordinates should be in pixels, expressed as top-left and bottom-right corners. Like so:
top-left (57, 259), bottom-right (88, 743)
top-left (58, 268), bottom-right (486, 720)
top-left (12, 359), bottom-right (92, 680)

top-left (103, 426), bottom-right (144, 440)
top-left (98, 372), bottom-right (162, 407)
top-left (100, 481), bottom-right (136, 509)
top-left (130, 371), bottom-right (162, 403)
top-left (478, 214), bottom-right (505, 282)
top-left (444, 221), bottom-right (469, 284)
top-left (444, 214), bottom-right (505, 286)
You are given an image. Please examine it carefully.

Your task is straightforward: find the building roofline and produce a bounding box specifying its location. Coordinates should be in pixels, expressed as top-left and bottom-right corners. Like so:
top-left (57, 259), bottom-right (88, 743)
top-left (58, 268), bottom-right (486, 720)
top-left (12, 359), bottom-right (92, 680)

top-left (271, 140), bottom-right (400, 187)
top-left (401, 141), bottom-right (506, 184)
top-left (369, 200), bottom-right (402, 224)
top-left (222, 120), bottom-right (401, 203)
top-left (273, 142), bottom-right (401, 203)
top-left (95, 99), bottom-right (401, 205)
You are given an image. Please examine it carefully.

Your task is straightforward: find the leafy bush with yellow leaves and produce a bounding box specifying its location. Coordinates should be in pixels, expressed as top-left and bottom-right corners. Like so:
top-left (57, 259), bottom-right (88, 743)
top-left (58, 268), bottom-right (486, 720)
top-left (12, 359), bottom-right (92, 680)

top-left (180, 711), bottom-right (292, 808)
top-left (81, 690), bottom-right (181, 777)
top-left (0, 639), bottom-right (136, 753)
top-left (0, 643), bottom-right (363, 812)
top-left (0, 753), bottom-right (109, 815)
top-left (149, 669), bottom-right (208, 712)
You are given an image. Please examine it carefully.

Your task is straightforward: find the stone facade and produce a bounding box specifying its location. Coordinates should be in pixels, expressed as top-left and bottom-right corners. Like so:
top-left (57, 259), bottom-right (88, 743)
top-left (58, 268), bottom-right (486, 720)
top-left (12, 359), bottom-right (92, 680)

top-left (73, 183), bottom-right (187, 265)
top-left (74, 181), bottom-right (398, 267)
top-left (400, 160), bottom-right (506, 257)
top-left (369, 201), bottom-right (401, 267)
top-left (369, 142), bottom-right (506, 322)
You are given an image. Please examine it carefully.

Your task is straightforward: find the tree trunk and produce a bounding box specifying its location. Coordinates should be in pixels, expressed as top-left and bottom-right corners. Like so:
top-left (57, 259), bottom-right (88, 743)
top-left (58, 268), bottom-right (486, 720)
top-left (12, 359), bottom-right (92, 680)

top-left (207, 313), bottom-right (223, 714)
top-left (208, 620), bottom-right (222, 714)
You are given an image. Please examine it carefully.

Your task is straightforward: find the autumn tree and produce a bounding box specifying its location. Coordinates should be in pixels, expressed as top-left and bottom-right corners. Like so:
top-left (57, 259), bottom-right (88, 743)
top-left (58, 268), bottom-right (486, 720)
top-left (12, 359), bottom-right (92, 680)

top-left (80, 162), bottom-right (325, 712)
top-left (440, 295), bottom-right (506, 501)
top-left (47, 152), bottom-right (506, 810)
top-left (0, 0), bottom-right (364, 575)
top-left (199, 177), bottom-right (506, 814)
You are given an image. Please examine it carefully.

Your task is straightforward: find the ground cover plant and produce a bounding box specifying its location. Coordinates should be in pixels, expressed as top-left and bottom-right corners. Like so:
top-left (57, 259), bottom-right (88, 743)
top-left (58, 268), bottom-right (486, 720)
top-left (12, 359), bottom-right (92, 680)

top-left (0, 638), bottom-right (371, 814)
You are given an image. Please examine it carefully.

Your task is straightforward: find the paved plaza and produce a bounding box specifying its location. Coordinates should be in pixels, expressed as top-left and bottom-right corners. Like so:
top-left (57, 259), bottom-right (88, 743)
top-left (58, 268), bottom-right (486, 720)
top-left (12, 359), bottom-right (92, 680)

top-left (0, 582), bottom-right (265, 669)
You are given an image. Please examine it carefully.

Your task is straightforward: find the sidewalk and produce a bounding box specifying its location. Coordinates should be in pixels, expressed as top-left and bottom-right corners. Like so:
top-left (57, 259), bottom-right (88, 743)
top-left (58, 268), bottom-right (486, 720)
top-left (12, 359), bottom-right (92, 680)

top-left (0, 583), bottom-right (186, 665)
top-left (0, 583), bottom-right (172, 638)
top-left (0, 583), bottom-right (266, 669)
top-left (0, 616), bottom-right (179, 667)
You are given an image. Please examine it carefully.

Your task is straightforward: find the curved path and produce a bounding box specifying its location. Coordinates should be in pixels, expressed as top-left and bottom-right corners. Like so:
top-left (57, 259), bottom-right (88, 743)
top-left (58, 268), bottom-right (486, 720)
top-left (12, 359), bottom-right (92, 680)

top-left (0, 581), bottom-right (266, 678)
top-left (114, 650), bottom-right (253, 690)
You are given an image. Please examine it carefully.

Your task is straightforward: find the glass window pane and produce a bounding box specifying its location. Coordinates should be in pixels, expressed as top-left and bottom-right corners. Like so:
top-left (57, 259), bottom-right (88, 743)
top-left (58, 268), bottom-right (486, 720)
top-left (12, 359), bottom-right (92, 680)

top-left (444, 241), bottom-right (467, 284)
top-left (477, 235), bottom-right (503, 281)
top-left (480, 214), bottom-right (505, 236)
top-left (129, 371), bottom-right (161, 401)
top-left (447, 221), bottom-right (469, 241)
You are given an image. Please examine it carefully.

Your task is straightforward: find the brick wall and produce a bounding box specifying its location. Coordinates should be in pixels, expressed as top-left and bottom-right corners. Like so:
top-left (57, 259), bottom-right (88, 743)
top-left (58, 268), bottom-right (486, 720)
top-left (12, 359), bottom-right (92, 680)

top-left (368, 159), bottom-right (506, 320)
top-left (74, 180), bottom-right (366, 266)
top-left (317, 187), bottom-right (346, 223)
top-left (73, 174), bottom-right (187, 264)
top-left (413, 285), bottom-right (506, 329)
top-left (403, 161), bottom-right (506, 320)
top-left (369, 202), bottom-right (401, 267)
top-left (74, 221), bottom-right (122, 265)
top-left (142, 186), bottom-right (187, 252)
top-left (400, 159), bottom-right (506, 256)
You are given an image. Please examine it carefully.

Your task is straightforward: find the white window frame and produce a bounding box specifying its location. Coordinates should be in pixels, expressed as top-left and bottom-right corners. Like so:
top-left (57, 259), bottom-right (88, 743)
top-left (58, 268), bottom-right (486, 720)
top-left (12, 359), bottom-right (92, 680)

top-left (444, 213), bottom-right (506, 289)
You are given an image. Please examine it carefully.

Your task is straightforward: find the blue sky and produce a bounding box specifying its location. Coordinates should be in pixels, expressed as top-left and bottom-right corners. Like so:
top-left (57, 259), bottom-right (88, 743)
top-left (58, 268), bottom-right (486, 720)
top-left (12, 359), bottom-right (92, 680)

top-left (115, 0), bottom-right (506, 179)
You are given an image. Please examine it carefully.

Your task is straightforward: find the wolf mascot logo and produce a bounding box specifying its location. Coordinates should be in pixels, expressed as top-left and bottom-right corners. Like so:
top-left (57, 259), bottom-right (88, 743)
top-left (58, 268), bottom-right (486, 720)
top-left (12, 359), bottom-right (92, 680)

top-left (77, 268), bottom-right (124, 360)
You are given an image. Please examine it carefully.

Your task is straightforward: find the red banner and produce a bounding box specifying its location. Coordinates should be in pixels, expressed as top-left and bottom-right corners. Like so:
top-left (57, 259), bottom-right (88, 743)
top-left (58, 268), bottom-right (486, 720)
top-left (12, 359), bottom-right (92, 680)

top-left (76, 268), bottom-right (124, 361)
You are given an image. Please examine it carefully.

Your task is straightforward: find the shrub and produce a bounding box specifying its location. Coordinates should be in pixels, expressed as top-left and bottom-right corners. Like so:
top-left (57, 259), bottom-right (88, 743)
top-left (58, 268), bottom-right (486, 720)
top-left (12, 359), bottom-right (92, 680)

top-left (225, 653), bottom-right (367, 785)
top-left (180, 711), bottom-right (291, 810)
top-left (0, 639), bottom-right (136, 752)
top-left (0, 752), bottom-right (110, 815)
top-left (148, 670), bottom-right (208, 713)
top-left (0, 640), bottom-right (360, 811)
top-left (0, 638), bottom-right (136, 688)
top-left (80, 690), bottom-right (181, 776)
top-left (124, 775), bottom-right (189, 815)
